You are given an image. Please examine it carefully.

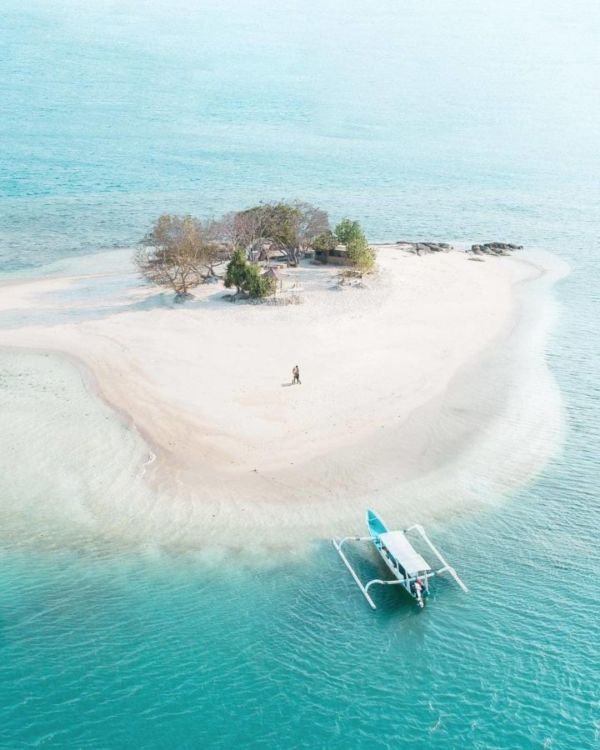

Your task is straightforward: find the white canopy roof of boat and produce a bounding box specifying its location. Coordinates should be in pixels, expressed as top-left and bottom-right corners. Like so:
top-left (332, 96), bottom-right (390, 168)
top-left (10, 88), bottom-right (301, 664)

top-left (379, 531), bottom-right (431, 575)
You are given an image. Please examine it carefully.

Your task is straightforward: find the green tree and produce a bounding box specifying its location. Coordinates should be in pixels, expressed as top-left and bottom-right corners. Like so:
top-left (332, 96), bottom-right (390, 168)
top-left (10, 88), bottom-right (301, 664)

top-left (224, 248), bottom-right (249, 294)
top-left (334, 218), bottom-right (376, 273)
top-left (224, 249), bottom-right (276, 299)
top-left (232, 202), bottom-right (333, 265)
top-left (233, 202), bottom-right (310, 265)
top-left (334, 218), bottom-right (366, 248)
top-left (234, 203), bottom-right (300, 245)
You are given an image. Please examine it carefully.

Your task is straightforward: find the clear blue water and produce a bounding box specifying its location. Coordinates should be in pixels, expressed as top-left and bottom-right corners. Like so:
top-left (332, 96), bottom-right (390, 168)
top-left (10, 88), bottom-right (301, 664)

top-left (1, 1), bottom-right (599, 747)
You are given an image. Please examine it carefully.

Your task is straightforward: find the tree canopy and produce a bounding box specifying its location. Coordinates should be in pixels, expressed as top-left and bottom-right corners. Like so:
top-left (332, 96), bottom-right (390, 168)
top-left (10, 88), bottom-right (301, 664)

top-left (293, 202), bottom-right (330, 249)
top-left (332, 218), bottom-right (376, 273)
top-left (136, 204), bottom-right (375, 299)
top-left (234, 203), bottom-right (301, 247)
top-left (312, 231), bottom-right (337, 253)
top-left (334, 218), bottom-right (367, 248)
top-left (232, 202), bottom-right (331, 265)
top-left (135, 214), bottom-right (218, 299)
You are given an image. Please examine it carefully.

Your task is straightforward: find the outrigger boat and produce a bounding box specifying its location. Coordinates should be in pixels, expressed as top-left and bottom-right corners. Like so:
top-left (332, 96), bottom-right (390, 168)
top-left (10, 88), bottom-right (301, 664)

top-left (332, 509), bottom-right (468, 609)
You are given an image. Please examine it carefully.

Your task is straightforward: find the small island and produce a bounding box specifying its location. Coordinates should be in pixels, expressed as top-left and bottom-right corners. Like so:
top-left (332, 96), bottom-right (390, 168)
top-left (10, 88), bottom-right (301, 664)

top-left (0, 201), bottom-right (534, 543)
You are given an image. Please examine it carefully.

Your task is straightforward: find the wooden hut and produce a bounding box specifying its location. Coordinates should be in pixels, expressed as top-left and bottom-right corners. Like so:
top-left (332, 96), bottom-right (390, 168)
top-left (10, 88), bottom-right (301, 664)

top-left (314, 243), bottom-right (353, 266)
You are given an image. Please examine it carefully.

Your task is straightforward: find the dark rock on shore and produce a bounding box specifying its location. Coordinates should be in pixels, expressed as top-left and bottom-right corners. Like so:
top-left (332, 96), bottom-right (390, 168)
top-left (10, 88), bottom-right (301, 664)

top-left (396, 241), bottom-right (453, 255)
top-left (469, 242), bottom-right (523, 256)
top-left (394, 240), bottom-right (523, 258)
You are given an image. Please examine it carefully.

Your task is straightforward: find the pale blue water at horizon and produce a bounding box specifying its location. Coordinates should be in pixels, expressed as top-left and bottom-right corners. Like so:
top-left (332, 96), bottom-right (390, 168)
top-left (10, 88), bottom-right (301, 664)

top-left (1, 1), bottom-right (599, 747)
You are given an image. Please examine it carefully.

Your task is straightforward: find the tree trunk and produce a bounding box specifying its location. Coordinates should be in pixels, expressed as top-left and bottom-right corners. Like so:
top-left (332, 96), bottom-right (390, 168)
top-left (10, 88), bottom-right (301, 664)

top-left (286, 246), bottom-right (299, 266)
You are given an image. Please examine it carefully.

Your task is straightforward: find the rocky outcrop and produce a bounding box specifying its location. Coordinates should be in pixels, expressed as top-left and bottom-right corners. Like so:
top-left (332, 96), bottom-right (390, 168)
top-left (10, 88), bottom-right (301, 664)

top-left (395, 240), bottom-right (523, 258)
top-left (396, 241), bottom-right (452, 255)
top-left (469, 242), bottom-right (523, 256)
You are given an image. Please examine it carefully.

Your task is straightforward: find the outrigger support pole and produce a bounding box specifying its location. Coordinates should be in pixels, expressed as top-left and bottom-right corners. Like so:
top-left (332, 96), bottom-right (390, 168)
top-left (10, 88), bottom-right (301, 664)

top-left (332, 536), bottom-right (377, 609)
top-left (405, 524), bottom-right (469, 593)
top-left (332, 536), bottom-right (406, 610)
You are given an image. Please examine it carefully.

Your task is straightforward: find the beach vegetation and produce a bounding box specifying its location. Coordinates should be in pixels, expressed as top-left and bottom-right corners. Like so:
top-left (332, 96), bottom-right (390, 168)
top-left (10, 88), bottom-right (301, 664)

top-left (232, 201), bottom-right (331, 265)
top-left (136, 214), bottom-right (219, 299)
top-left (245, 265), bottom-right (276, 298)
top-left (224, 249), bottom-right (276, 299)
top-left (137, 206), bottom-right (373, 295)
top-left (311, 231), bottom-right (337, 262)
top-left (223, 248), bottom-right (248, 294)
top-left (335, 218), bottom-right (377, 273)
top-left (234, 203), bottom-right (303, 265)
top-left (206, 211), bottom-right (247, 254)
top-left (347, 241), bottom-right (377, 273)
top-left (312, 231), bottom-right (337, 253)
top-left (334, 218), bottom-right (366, 248)
top-left (294, 202), bottom-right (331, 251)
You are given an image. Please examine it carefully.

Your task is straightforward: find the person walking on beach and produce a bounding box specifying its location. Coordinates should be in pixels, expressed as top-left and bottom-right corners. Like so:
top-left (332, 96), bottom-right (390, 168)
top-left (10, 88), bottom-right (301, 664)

top-left (292, 365), bottom-right (301, 385)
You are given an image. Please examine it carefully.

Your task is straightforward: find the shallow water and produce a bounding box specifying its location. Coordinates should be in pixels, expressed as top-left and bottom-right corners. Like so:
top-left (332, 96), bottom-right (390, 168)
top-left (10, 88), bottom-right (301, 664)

top-left (0, 459), bottom-right (598, 748)
top-left (1, 0), bottom-right (599, 747)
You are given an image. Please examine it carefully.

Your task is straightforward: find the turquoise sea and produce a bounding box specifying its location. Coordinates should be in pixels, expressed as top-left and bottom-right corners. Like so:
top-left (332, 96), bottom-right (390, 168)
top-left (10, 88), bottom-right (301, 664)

top-left (1, 1), bottom-right (599, 748)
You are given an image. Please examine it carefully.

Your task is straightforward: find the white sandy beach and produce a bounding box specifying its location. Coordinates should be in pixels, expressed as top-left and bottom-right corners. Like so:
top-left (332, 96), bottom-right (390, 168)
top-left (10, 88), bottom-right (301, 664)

top-left (0, 246), bottom-right (565, 551)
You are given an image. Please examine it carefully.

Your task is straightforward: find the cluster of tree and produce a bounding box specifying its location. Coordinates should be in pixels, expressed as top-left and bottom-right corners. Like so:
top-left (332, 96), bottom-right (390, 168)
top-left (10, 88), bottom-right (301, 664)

top-left (312, 218), bottom-right (376, 274)
top-left (135, 203), bottom-right (375, 299)
top-left (227, 201), bottom-right (329, 266)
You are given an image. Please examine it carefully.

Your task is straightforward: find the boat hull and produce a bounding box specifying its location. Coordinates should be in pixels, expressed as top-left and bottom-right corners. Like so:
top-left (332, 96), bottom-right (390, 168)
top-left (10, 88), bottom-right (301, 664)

top-left (366, 508), bottom-right (388, 537)
top-left (366, 509), bottom-right (428, 607)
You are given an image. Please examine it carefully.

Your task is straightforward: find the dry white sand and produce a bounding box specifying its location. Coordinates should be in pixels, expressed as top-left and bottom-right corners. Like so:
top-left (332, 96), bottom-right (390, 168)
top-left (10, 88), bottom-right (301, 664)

top-left (0, 246), bottom-right (565, 550)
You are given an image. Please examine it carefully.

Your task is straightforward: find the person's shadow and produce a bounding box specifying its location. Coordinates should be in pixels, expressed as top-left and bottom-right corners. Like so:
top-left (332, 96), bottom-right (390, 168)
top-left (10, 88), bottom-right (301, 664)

top-left (281, 382), bottom-right (294, 387)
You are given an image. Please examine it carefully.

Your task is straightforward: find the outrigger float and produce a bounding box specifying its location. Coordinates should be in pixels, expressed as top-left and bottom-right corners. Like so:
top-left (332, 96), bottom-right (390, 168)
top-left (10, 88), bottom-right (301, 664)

top-left (332, 509), bottom-right (468, 609)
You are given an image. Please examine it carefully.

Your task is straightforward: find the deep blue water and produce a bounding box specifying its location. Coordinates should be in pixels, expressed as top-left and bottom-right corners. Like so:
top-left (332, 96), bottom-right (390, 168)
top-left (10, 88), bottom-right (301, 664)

top-left (1, 1), bottom-right (599, 748)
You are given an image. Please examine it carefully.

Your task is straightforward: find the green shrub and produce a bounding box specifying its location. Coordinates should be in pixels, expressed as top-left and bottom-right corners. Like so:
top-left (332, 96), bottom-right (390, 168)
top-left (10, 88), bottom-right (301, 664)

top-left (224, 249), bottom-right (276, 298)
top-left (347, 239), bottom-right (376, 273)
top-left (245, 265), bottom-right (276, 298)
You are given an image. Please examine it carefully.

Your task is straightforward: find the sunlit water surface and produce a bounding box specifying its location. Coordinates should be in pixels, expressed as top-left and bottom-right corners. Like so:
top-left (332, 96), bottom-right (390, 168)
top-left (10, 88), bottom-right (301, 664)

top-left (1, 1), bottom-right (599, 747)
